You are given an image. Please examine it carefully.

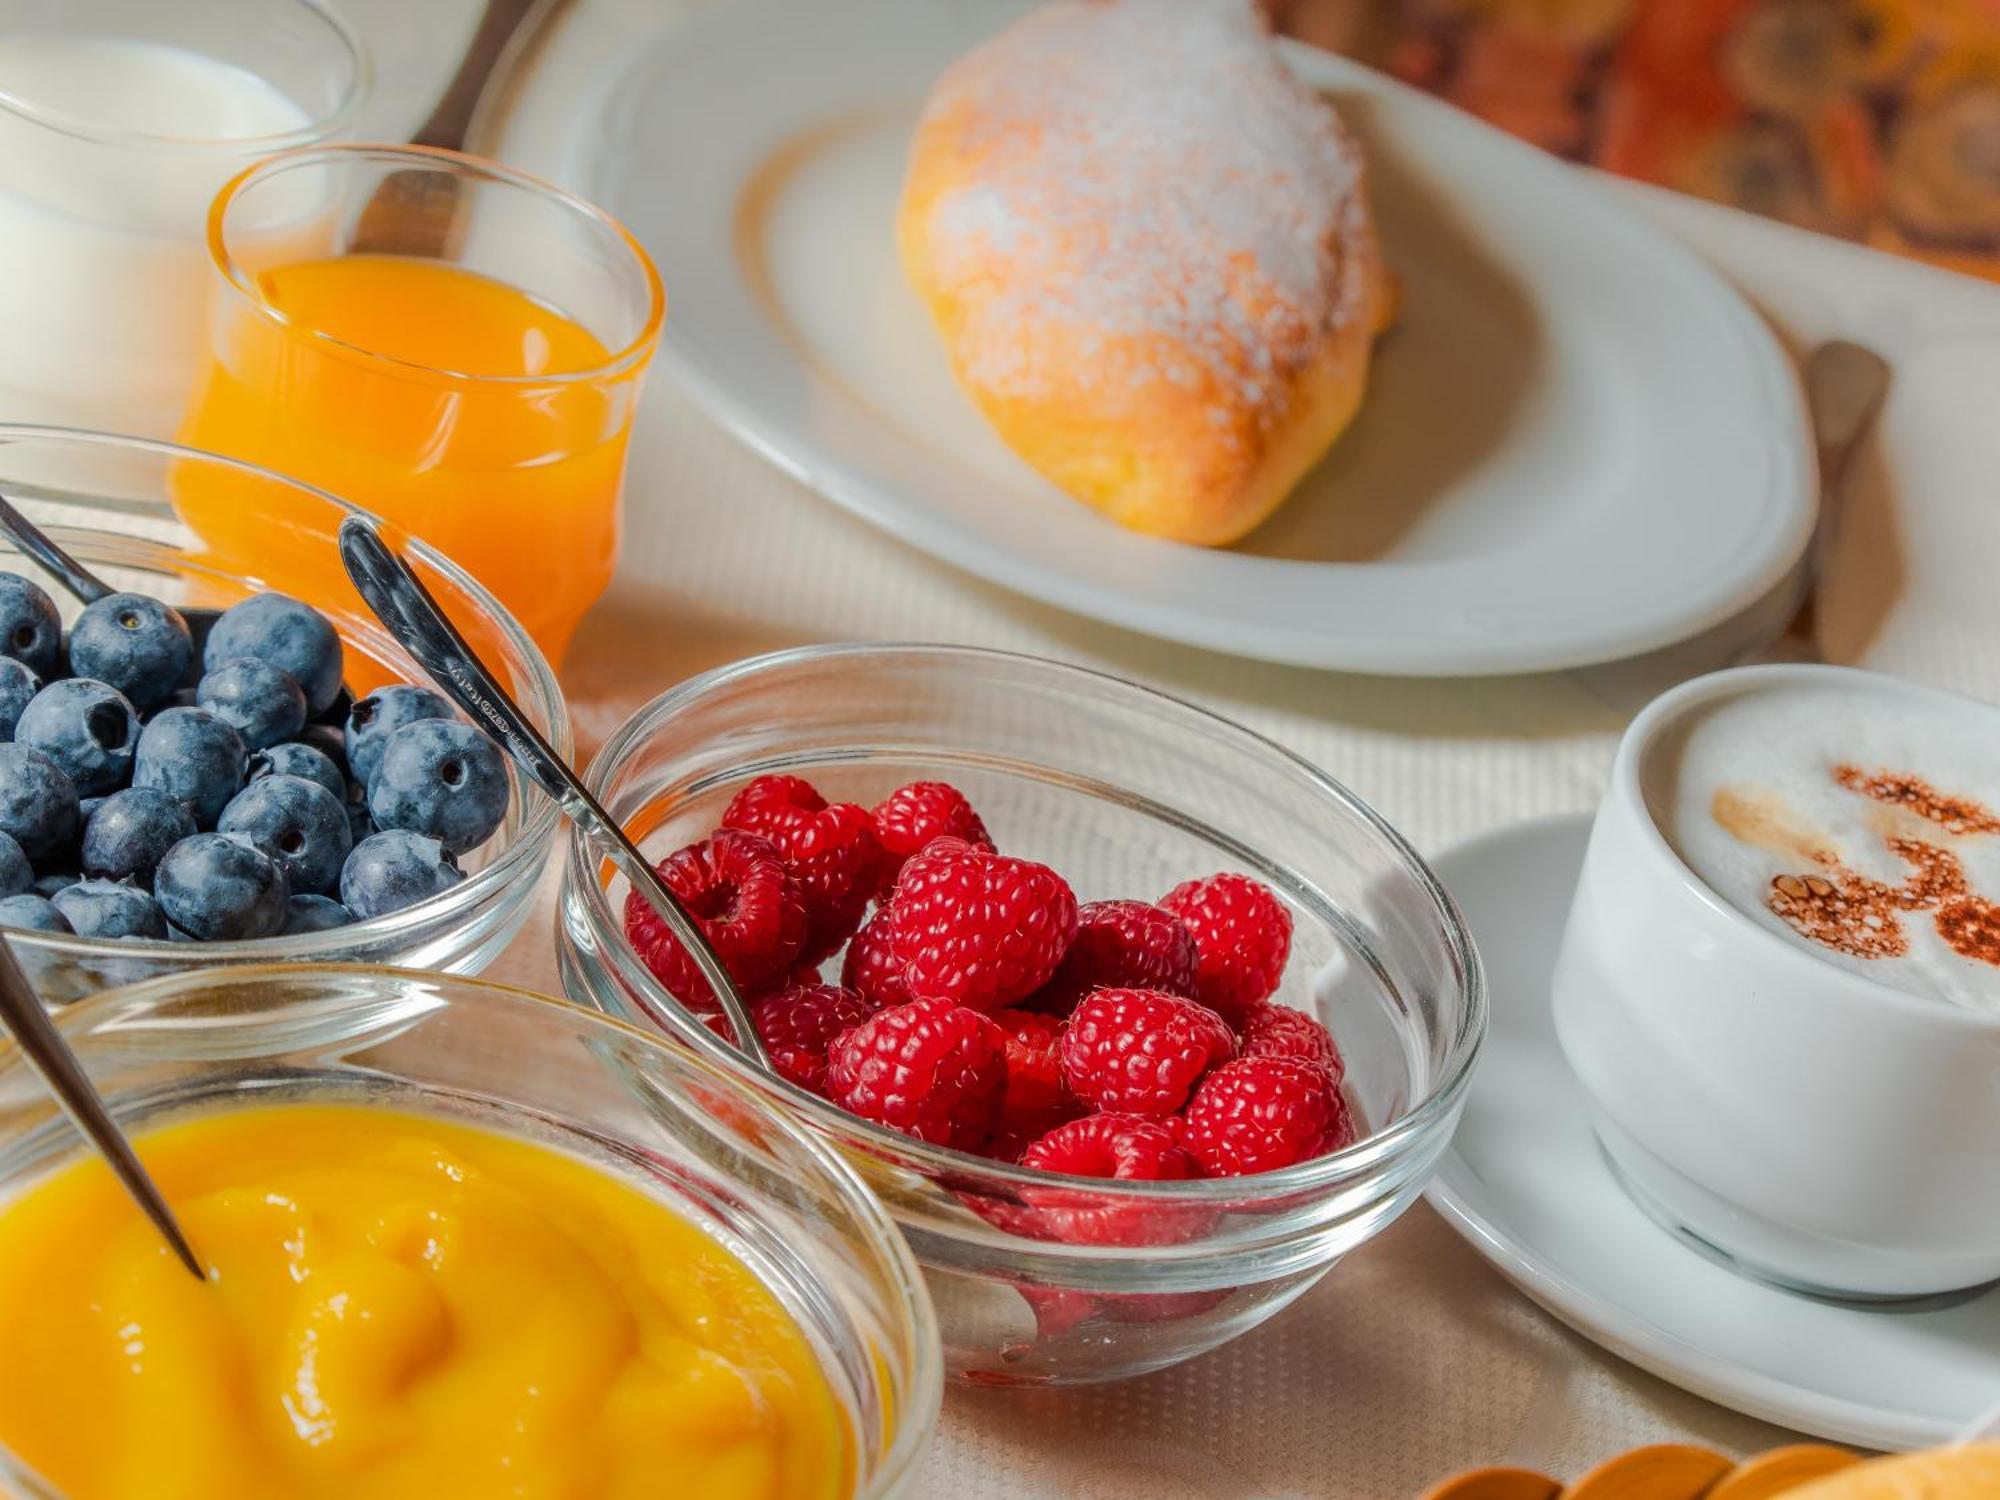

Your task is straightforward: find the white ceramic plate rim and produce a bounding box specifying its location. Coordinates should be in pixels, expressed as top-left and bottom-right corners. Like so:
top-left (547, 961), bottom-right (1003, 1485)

top-left (593, 0), bottom-right (1815, 675)
top-left (1425, 814), bottom-right (1971, 1451)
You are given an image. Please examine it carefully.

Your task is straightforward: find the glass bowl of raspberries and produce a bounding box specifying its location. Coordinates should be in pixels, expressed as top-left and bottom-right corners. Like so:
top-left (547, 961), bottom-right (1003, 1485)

top-left (560, 644), bottom-right (1485, 1384)
top-left (0, 426), bottom-right (567, 998)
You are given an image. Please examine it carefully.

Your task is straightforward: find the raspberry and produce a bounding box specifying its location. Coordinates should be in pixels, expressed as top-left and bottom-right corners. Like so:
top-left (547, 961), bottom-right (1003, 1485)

top-left (1238, 1002), bottom-right (1345, 1084)
top-left (1013, 1112), bottom-right (1205, 1246)
top-left (981, 1125), bottom-right (1043, 1165)
top-left (722, 774), bottom-right (888, 963)
top-left (1031, 899), bottom-right (1199, 1014)
top-left (1180, 1056), bottom-right (1354, 1177)
top-left (873, 780), bottom-right (991, 877)
top-left (750, 982), bottom-right (877, 1094)
top-left (825, 997), bottom-right (1006, 1150)
top-left (721, 773), bottom-right (820, 817)
top-left (1058, 987), bottom-right (1235, 1117)
top-left (1020, 1110), bottom-right (1194, 1180)
top-left (887, 837), bottom-right (1078, 1013)
top-left (1015, 1271), bottom-right (1225, 1340)
top-left (1159, 872), bottom-right (1293, 1024)
top-left (623, 830), bottom-right (807, 1011)
top-left (1100, 1288), bottom-right (1232, 1325)
top-left (990, 1008), bottom-right (1080, 1139)
top-left (841, 907), bottom-right (915, 1009)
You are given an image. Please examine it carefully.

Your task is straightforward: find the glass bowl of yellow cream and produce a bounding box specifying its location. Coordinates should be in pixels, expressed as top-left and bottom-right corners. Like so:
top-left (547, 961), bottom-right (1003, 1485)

top-left (0, 966), bottom-right (940, 1499)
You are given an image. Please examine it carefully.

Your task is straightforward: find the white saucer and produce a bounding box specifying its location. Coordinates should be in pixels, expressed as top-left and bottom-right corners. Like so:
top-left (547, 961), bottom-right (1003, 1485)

top-left (586, 0), bottom-right (1814, 676)
top-left (1426, 814), bottom-right (2000, 1449)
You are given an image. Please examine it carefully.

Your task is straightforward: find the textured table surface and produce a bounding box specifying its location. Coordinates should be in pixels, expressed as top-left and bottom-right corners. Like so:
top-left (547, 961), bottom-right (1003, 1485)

top-left (340, 2), bottom-right (2000, 1492)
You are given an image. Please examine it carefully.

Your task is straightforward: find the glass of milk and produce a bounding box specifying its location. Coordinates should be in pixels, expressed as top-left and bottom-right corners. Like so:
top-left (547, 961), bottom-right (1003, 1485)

top-left (0, 0), bottom-right (366, 437)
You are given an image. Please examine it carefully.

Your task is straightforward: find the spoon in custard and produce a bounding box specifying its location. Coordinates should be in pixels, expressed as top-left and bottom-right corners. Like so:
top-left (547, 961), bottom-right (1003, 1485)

top-left (0, 934), bottom-right (206, 1280)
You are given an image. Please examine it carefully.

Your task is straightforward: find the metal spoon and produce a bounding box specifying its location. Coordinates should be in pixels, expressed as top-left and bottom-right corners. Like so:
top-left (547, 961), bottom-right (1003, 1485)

top-left (334, 517), bottom-right (771, 1070)
top-left (351, 0), bottom-right (578, 259)
top-left (0, 487), bottom-right (225, 667)
top-left (0, 490), bottom-right (239, 666)
top-left (0, 494), bottom-right (131, 618)
top-left (1776, 340), bottom-right (1892, 661)
top-left (0, 492), bottom-right (352, 721)
top-left (0, 935), bottom-right (206, 1281)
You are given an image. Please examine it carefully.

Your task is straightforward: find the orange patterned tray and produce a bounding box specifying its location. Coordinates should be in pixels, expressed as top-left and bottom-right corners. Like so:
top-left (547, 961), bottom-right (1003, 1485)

top-left (1421, 1443), bottom-right (1860, 1500)
top-left (1270, 0), bottom-right (2000, 284)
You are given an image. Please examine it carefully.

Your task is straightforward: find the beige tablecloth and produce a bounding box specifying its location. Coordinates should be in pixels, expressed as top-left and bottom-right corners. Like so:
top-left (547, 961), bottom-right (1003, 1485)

top-left (342, 3), bottom-right (2000, 1492)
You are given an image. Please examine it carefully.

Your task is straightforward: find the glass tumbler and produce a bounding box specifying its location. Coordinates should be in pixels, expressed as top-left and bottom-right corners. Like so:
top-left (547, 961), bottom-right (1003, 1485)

top-left (0, 0), bottom-right (364, 435)
top-left (178, 144), bottom-right (665, 666)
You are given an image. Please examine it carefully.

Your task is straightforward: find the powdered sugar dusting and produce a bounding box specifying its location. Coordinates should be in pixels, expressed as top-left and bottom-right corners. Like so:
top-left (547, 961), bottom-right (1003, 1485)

top-left (913, 0), bottom-right (1370, 411)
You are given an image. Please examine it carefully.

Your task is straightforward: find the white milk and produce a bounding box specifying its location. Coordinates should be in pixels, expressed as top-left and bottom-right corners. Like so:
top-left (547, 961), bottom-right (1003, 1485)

top-left (1645, 678), bottom-right (2000, 1013)
top-left (0, 36), bottom-right (310, 437)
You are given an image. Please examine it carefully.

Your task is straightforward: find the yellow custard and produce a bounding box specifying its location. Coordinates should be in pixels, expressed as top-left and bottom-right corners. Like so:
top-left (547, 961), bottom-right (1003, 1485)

top-left (0, 1105), bottom-right (850, 1499)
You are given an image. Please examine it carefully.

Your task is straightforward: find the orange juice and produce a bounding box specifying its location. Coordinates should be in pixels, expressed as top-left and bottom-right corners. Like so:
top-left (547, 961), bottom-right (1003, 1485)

top-left (179, 252), bottom-right (649, 665)
top-left (0, 1104), bottom-right (850, 1498)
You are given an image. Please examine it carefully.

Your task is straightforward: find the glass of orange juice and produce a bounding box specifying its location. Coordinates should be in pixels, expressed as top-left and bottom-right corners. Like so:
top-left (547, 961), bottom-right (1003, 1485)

top-left (177, 144), bottom-right (663, 665)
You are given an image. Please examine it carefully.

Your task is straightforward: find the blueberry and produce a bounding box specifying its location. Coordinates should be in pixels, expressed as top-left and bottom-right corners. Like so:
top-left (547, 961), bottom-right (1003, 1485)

top-left (52, 879), bottom-right (166, 940)
top-left (32, 872), bottom-right (76, 899)
top-left (0, 574), bottom-right (63, 681)
top-left (141, 686), bottom-right (200, 723)
top-left (81, 787), bottom-right (196, 888)
top-left (345, 685), bottom-right (452, 787)
top-left (312, 685), bottom-right (355, 729)
top-left (196, 658), bottom-right (306, 751)
top-left (281, 893), bottom-right (352, 935)
top-left (0, 833), bottom-right (29, 898)
top-left (0, 744), bottom-right (78, 860)
top-left (177, 612), bottom-right (215, 690)
top-left (203, 593), bottom-right (343, 716)
top-left (14, 678), bottom-right (137, 796)
top-left (64, 593), bottom-right (193, 710)
top-left (296, 723), bottom-right (349, 776)
top-left (154, 832), bottom-right (289, 940)
top-left (340, 830), bottom-right (461, 919)
top-left (0, 658), bottom-right (38, 742)
top-left (217, 775), bottom-right (351, 897)
top-left (247, 741), bottom-right (345, 802)
top-left (0, 893), bottom-right (69, 933)
top-left (367, 719), bottom-right (508, 856)
top-left (344, 780), bottom-right (372, 847)
top-left (132, 707), bottom-right (246, 828)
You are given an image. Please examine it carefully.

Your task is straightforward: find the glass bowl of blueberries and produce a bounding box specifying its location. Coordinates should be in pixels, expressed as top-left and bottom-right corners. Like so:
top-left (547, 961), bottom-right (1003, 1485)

top-left (0, 426), bottom-right (567, 1000)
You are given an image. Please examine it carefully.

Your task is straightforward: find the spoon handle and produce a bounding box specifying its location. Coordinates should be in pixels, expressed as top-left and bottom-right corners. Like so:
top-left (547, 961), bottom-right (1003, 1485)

top-left (0, 937), bottom-right (205, 1280)
top-left (410, 0), bottom-right (568, 154)
top-left (335, 519), bottom-right (770, 1069)
top-left (1794, 341), bottom-right (1890, 655)
top-left (0, 494), bottom-right (112, 605)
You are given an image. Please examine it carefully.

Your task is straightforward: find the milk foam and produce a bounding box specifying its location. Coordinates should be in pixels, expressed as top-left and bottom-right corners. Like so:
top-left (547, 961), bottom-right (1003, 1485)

top-left (1646, 679), bottom-right (2000, 1014)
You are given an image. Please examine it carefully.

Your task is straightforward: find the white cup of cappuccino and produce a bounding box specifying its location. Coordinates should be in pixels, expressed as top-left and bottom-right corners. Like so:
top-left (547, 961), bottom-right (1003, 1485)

top-left (1552, 663), bottom-right (2000, 1299)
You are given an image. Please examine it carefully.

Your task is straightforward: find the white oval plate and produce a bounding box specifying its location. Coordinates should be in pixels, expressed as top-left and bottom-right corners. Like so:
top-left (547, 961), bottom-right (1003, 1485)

top-left (1426, 813), bottom-right (2000, 1450)
top-left (588, 0), bottom-right (1814, 675)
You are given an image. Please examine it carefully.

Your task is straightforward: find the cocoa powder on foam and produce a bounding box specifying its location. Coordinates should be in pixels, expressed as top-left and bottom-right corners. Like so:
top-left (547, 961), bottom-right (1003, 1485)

top-left (1653, 682), bottom-right (2000, 1013)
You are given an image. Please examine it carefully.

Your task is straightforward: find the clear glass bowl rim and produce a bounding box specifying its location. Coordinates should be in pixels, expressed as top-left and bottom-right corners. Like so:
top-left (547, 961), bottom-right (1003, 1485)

top-left (0, 961), bottom-right (943, 1500)
top-left (208, 143), bottom-right (667, 389)
top-left (0, 423), bottom-right (570, 964)
top-left (569, 640), bottom-right (1489, 1204)
top-left (0, 0), bottom-right (369, 152)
